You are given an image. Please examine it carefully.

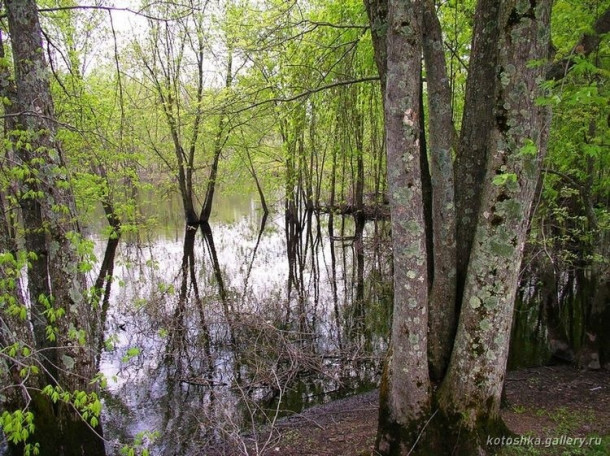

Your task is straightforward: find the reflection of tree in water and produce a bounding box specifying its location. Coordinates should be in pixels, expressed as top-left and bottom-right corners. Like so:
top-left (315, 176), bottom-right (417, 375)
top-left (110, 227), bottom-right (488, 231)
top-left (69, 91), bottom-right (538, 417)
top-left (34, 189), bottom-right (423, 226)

top-left (165, 226), bottom-right (211, 377)
top-left (201, 222), bottom-right (233, 337)
top-left (94, 227), bottom-right (121, 364)
top-left (99, 204), bottom-right (392, 454)
top-left (241, 212), bottom-right (269, 302)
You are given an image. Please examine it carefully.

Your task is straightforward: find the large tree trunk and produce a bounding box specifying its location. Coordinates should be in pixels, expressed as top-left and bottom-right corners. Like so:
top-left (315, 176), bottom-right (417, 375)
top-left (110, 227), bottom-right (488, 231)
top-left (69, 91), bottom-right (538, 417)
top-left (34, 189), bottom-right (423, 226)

top-left (374, 1), bottom-right (432, 454)
top-left (1, 1), bottom-right (105, 454)
top-left (438, 0), bottom-right (552, 452)
top-left (369, 0), bottom-right (553, 453)
top-left (1, 1), bottom-right (58, 384)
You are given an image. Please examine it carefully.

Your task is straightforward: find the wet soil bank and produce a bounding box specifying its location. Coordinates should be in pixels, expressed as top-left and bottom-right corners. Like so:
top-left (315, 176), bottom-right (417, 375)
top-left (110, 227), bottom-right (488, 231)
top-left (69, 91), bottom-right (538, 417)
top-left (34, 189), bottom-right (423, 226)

top-left (245, 366), bottom-right (609, 455)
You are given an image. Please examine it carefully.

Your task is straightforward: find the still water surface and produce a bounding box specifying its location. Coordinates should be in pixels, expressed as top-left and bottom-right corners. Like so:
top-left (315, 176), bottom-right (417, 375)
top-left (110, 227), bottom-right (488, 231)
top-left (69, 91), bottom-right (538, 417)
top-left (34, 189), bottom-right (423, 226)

top-left (94, 192), bottom-right (391, 454)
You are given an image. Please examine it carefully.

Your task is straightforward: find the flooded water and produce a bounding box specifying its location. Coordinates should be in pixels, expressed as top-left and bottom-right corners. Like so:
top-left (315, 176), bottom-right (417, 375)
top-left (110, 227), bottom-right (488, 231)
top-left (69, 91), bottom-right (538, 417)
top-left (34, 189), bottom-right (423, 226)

top-left (0, 187), bottom-right (557, 456)
top-left (92, 192), bottom-right (392, 455)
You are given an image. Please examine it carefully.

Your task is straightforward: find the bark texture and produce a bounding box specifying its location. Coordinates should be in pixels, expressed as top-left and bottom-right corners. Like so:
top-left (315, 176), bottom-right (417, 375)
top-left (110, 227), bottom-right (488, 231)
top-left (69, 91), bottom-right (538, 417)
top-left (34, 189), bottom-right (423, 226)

top-left (375, 0), bottom-right (432, 454)
top-left (364, 0), bottom-right (389, 92)
top-left (368, 0), bottom-right (554, 453)
top-left (438, 0), bottom-right (552, 451)
top-left (2, 0), bottom-right (105, 453)
top-left (422, 0), bottom-right (457, 381)
top-left (454, 0), bottom-right (501, 299)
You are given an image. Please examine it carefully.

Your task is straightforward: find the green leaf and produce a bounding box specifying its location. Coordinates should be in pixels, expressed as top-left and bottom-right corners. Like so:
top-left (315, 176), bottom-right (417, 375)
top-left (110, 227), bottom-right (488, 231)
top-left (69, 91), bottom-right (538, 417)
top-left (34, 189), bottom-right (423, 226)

top-left (519, 139), bottom-right (537, 157)
top-left (121, 347), bottom-right (141, 362)
top-left (492, 173), bottom-right (517, 187)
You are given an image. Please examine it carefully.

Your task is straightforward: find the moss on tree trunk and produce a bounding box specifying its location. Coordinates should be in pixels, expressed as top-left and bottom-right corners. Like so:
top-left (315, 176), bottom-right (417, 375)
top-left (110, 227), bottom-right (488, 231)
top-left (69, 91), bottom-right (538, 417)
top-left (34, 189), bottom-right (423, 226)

top-left (370, 0), bottom-right (553, 453)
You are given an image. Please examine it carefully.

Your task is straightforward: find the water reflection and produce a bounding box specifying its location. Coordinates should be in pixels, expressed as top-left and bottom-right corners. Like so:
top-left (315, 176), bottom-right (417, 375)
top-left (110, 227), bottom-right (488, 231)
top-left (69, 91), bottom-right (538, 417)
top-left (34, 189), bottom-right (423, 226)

top-left (96, 193), bottom-right (391, 455)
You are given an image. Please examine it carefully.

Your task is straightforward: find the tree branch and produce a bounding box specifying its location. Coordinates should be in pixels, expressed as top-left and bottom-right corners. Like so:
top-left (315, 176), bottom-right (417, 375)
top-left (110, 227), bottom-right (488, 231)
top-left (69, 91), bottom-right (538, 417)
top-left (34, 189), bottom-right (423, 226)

top-left (32, 5), bottom-right (188, 22)
top-left (291, 19), bottom-right (369, 30)
top-left (229, 76), bottom-right (380, 114)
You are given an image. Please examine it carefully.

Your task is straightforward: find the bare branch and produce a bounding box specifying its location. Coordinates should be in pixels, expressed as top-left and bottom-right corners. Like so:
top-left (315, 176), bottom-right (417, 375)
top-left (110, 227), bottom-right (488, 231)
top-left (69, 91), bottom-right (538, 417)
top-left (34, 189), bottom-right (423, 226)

top-left (229, 76), bottom-right (380, 115)
top-left (34, 5), bottom-right (189, 22)
top-left (291, 19), bottom-right (369, 30)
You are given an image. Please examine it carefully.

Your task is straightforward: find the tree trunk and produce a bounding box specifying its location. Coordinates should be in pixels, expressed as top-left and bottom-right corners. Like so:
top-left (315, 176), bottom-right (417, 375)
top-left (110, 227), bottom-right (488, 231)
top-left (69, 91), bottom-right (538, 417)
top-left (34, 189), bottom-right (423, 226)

top-left (422, 0), bottom-right (457, 381)
top-left (454, 0), bottom-right (501, 301)
top-left (369, 0), bottom-right (553, 453)
top-left (418, 75), bottom-right (434, 295)
top-left (438, 0), bottom-right (552, 452)
top-left (200, 47), bottom-right (233, 222)
top-left (364, 0), bottom-right (388, 93)
top-left (2, 0), bottom-right (105, 453)
top-left (375, 1), bottom-right (432, 454)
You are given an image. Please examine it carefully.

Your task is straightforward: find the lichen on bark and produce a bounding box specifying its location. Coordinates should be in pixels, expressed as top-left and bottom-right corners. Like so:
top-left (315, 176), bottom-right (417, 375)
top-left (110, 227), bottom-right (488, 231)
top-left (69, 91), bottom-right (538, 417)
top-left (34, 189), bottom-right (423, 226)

top-left (437, 0), bottom-right (552, 452)
top-left (375, 0), bottom-right (433, 454)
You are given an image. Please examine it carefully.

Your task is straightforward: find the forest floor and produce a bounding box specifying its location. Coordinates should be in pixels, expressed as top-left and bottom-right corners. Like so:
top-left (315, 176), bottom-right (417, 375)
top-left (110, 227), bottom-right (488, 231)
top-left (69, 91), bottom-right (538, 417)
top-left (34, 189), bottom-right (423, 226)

top-left (242, 365), bottom-right (610, 456)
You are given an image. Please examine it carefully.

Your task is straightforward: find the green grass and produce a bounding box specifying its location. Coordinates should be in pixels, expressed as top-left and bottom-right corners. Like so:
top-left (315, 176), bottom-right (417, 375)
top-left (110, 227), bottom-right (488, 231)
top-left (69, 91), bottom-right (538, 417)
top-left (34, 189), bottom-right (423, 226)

top-left (499, 407), bottom-right (608, 456)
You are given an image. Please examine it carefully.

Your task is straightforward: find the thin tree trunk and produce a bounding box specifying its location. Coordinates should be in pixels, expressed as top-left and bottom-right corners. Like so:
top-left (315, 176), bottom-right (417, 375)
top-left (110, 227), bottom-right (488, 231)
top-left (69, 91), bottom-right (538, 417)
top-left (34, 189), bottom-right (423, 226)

top-left (200, 48), bottom-right (233, 222)
top-left (422, 0), bottom-right (457, 381)
top-left (140, 24), bottom-right (196, 224)
top-left (328, 122), bottom-right (343, 348)
top-left (418, 74), bottom-right (434, 293)
top-left (91, 164), bottom-right (122, 361)
top-left (454, 0), bottom-right (501, 302)
top-left (364, 0), bottom-right (388, 93)
top-left (246, 149), bottom-right (268, 214)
